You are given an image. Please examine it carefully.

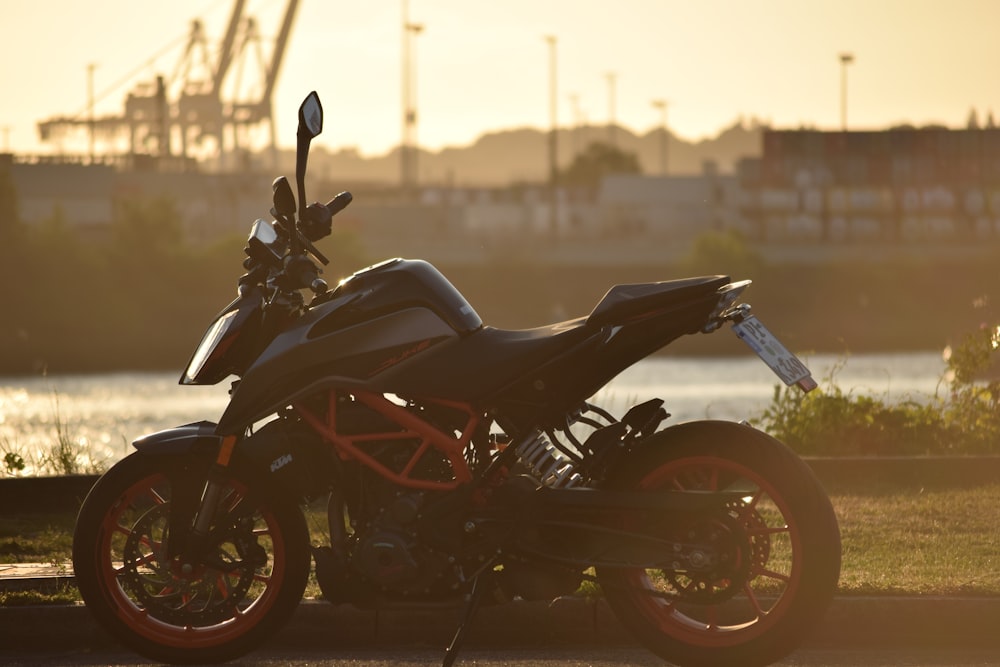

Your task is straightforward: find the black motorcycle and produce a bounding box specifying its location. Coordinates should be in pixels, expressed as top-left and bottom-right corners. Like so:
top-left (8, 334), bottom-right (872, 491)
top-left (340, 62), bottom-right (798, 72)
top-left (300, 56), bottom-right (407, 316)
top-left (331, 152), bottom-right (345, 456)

top-left (73, 92), bottom-right (841, 667)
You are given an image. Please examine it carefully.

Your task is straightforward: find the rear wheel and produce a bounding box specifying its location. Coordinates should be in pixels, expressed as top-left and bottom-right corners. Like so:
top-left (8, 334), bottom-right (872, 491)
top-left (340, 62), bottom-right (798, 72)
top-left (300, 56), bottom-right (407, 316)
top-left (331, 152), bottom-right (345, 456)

top-left (597, 421), bottom-right (841, 667)
top-left (73, 451), bottom-right (310, 664)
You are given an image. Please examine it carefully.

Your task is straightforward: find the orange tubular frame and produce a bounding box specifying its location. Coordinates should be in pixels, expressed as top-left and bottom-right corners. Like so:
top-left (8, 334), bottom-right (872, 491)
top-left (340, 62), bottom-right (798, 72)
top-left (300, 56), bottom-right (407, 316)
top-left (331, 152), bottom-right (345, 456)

top-left (294, 390), bottom-right (482, 491)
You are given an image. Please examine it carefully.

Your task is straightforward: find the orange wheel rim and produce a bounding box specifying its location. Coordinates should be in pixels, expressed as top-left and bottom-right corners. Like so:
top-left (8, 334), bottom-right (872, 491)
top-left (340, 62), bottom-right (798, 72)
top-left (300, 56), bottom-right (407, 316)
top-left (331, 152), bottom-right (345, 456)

top-left (620, 456), bottom-right (804, 648)
top-left (95, 473), bottom-right (287, 649)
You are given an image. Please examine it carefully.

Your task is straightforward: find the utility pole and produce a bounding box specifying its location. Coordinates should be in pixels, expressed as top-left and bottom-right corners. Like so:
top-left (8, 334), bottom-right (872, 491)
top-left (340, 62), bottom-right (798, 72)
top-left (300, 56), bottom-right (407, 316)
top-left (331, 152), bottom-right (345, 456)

top-left (606, 71), bottom-right (617, 147)
top-left (545, 35), bottom-right (558, 235)
top-left (87, 63), bottom-right (98, 163)
top-left (839, 52), bottom-right (854, 131)
top-left (401, 0), bottom-right (423, 192)
top-left (567, 93), bottom-right (581, 159)
top-left (651, 99), bottom-right (668, 175)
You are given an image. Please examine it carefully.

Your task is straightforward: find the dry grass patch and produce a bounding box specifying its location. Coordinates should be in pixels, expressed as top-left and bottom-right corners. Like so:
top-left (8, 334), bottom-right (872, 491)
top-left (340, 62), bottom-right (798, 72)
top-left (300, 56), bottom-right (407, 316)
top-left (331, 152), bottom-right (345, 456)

top-left (832, 483), bottom-right (1000, 596)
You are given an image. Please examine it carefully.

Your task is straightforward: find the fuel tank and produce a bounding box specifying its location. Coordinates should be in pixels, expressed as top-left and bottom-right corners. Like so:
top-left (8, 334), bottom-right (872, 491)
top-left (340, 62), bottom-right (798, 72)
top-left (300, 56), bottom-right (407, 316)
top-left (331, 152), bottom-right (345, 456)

top-left (329, 258), bottom-right (483, 334)
top-left (215, 259), bottom-right (482, 434)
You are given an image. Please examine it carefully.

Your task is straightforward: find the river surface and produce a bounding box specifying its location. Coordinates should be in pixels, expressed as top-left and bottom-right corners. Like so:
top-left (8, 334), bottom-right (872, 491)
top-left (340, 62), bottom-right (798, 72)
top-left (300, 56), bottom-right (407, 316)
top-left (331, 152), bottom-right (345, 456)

top-left (0, 352), bottom-right (947, 475)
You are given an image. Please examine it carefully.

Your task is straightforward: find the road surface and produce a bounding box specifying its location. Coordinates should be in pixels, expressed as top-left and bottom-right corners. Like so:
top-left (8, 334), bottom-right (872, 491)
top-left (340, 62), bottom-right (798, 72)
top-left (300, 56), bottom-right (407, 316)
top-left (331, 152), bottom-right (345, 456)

top-left (2, 647), bottom-right (1000, 666)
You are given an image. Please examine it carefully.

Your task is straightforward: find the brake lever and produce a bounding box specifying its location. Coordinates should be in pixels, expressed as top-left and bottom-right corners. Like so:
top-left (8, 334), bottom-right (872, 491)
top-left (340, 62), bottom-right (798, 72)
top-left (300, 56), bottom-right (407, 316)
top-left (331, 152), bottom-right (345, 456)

top-left (296, 229), bottom-right (329, 265)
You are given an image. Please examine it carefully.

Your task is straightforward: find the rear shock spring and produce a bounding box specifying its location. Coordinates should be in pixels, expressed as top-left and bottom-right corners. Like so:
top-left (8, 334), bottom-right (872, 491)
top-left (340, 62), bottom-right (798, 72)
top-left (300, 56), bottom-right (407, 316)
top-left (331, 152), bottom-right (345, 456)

top-left (515, 432), bottom-right (582, 488)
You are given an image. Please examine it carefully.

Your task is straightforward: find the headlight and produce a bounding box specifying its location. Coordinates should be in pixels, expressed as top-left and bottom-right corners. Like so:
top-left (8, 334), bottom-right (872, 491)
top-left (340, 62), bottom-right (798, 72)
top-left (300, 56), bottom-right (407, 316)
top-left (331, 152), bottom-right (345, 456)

top-left (182, 309), bottom-right (241, 385)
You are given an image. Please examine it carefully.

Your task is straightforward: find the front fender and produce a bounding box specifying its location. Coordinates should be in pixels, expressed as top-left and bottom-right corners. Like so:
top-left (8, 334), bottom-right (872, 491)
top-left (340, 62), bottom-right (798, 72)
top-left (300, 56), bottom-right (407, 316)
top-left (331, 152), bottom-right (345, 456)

top-left (132, 419), bottom-right (335, 503)
top-left (132, 421), bottom-right (222, 457)
top-left (130, 422), bottom-right (223, 561)
top-left (130, 420), bottom-right (316, 559)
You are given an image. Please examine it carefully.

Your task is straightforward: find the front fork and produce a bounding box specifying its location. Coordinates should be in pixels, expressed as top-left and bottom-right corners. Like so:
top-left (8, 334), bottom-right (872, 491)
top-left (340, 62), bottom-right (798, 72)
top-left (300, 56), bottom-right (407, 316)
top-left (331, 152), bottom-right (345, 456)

top-left (172, 435), bottom-right (239, 570)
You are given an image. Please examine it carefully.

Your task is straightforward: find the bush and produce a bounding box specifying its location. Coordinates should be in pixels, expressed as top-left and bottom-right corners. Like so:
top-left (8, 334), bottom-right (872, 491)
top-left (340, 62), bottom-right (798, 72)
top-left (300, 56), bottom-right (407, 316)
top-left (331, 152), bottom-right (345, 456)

top-left (0, 195), bottom-right (370, 374)
top-left (755, 326), bottom-right (1000, 456)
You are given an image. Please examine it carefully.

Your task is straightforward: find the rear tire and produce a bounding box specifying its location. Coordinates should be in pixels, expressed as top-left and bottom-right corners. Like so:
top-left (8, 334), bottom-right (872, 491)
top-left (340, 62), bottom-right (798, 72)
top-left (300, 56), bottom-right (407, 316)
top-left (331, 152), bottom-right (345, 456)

top-left (597, 421), bottom-right (840, 667)
top-left (73, 451), bottom-right (310, 664)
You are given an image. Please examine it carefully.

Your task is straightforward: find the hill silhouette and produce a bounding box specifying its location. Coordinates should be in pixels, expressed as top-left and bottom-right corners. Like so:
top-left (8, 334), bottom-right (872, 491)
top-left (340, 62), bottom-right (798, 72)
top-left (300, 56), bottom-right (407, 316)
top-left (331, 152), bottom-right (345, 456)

top-left (292, 118), bottom-right (765, 187)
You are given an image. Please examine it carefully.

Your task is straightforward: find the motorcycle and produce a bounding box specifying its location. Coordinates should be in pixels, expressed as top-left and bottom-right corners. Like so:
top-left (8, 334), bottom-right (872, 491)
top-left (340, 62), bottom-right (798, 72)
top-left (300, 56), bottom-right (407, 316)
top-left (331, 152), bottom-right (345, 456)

top-left (73, 91), bottom-right (841, 667)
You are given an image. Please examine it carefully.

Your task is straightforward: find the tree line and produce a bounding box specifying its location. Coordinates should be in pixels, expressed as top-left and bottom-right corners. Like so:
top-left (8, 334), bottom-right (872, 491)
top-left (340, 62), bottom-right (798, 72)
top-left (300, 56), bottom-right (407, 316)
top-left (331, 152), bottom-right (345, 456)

top-left (0, 166), bottom-right (368, 375)
top-left (4, 162), bottom-right (1000, 375)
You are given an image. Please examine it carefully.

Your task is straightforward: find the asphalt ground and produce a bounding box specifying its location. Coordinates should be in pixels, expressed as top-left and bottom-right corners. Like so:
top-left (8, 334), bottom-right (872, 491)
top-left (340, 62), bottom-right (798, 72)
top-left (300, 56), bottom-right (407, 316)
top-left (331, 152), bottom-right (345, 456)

top-left (2, 595), bottom-right (999, 653)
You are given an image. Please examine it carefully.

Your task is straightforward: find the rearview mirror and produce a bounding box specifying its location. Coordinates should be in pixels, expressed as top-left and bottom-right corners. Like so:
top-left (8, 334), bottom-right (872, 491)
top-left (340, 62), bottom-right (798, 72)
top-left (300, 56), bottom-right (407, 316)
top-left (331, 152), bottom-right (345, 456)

top-left (298, 92), bottom-right (323, 139)
top-left (295, 92), bottom-right (323, 230)
top-left (272, 176), bottom-right (296, 217)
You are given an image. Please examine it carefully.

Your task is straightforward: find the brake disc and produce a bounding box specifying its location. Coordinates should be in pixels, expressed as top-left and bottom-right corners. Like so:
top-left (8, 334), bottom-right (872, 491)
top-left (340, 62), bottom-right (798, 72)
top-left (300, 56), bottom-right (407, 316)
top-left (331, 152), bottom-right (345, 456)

top-left (120, 503), bottom-right (262, 626)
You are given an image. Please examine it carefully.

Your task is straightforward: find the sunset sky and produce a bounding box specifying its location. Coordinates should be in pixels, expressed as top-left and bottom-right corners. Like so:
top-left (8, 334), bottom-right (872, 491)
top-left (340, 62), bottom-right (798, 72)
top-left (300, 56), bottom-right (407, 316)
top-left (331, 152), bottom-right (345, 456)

top-left (4, 0), bottom-right (1000, 158)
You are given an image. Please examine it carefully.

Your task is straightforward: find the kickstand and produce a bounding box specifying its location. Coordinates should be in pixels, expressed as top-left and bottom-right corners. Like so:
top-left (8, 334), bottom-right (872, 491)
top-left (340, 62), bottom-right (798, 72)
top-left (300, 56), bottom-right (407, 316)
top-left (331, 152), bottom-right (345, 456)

top-left (442, 574), bottom-right (489, 667)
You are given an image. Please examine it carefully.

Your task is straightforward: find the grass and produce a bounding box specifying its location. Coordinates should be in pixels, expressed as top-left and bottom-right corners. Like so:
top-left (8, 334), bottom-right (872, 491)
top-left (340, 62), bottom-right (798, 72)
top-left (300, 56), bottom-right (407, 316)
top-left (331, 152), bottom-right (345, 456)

top-left (0, 512), bottom-right (79, 606)
top-left (832, 483), bottom-right (1000, 596)
top-left (2, 483), bottom-right (999, 604)
top-left (0, 587), bottom-right (79, 606)
top-left (0, 512), bottom-right (75, 564)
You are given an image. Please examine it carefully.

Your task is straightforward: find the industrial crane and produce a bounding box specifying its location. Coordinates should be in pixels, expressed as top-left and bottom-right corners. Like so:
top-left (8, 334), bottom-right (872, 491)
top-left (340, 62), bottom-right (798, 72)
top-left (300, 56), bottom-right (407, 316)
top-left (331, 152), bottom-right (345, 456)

top-left (36, 0), bottom-right (297, 169)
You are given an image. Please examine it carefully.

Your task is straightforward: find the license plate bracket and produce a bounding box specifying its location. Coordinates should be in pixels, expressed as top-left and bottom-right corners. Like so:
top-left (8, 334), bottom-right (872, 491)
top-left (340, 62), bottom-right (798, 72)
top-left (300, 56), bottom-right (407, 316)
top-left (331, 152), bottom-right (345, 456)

top-left (731, 316), bottom-right (817, 392)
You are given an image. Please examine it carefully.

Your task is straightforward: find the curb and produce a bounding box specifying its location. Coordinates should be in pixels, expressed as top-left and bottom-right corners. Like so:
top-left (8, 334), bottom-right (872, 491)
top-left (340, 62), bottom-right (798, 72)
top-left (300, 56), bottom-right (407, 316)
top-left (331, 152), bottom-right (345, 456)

top-left (6, 457), bottom-right (1000, 514)
top-left (2, 596), bottom-right (999, 653)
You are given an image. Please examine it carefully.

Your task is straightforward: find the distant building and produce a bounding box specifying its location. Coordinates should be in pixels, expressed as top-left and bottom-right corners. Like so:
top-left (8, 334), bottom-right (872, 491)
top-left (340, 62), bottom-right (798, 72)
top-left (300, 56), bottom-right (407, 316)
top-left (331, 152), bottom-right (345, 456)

top-left (3, 155), bottom-right (116, 235)
top-left (597, 163), bottom-right (738, 240)
top-left (4, 154), bottom-right (270, 242)
top-left (738, 128), bottom-right (1000, 243)
top-left (15, 126), bottom-right (1000, 267)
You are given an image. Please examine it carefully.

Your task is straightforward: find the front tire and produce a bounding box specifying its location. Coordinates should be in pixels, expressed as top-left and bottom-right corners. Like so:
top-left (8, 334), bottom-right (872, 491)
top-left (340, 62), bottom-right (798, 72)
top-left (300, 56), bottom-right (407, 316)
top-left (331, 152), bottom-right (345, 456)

top-left (597, 421), bottom-right (841, 667)
top-left (73, 451), bottom-right (311, 664)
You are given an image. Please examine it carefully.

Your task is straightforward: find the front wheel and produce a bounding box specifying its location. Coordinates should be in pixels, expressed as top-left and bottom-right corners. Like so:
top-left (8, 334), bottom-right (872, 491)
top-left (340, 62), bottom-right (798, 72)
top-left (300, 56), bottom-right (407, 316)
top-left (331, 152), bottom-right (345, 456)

top-left (73, 451), bottom-right (311, 664)
top-left (597, 421), bottom-right (841, 667)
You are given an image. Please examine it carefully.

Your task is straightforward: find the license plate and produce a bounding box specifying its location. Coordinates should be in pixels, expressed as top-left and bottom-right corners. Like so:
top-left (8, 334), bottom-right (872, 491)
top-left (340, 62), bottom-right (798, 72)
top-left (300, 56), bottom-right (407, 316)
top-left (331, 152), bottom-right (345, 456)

top-left (732, 316), bottom-right (817, 392)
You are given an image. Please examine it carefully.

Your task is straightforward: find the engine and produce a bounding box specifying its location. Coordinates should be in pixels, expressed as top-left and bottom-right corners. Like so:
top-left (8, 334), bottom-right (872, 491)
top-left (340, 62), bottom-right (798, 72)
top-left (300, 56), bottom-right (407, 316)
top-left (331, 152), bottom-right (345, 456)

top-left (322, 402), bottom-right (490, 599)
top-left (343, 434), bottom-right (461, 596)
top-left (349, 491), bottom-right (454, 595)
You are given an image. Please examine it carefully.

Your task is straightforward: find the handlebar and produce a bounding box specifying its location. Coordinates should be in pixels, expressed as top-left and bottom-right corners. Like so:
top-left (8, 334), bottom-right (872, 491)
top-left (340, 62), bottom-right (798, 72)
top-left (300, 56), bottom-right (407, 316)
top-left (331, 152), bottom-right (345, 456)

top-left (283, 253), bottom-right (327, 295)
top-left (300, 191), bottom-right (352, 242)
top-left (293, 190), bottom-right (353, 267)
top-left (285, 191), bottom-right (352, 294)
top-left (245, 189), bottom-right (354, 298)
top-left (325, 191), bottom-right (353, 216)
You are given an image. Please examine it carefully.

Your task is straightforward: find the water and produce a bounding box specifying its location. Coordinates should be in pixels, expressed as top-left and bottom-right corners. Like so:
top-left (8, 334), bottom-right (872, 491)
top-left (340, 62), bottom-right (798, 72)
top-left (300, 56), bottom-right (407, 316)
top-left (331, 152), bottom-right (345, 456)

top-left (0, 352), bottom-right (947, 475)
top-left (0, 373), bottom-right (231, 474)
top-left (592, 351), bottom-right (947, 420)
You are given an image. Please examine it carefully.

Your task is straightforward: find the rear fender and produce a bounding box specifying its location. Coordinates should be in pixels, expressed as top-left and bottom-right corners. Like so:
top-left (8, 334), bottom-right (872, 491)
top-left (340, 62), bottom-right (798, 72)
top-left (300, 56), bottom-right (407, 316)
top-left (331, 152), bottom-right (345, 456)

top-left (631, 419), bottom-right (763, 450)
top-left (610, 419), bottom-right (772, 484)
top-left (596, 419), bottom-right (768, 489)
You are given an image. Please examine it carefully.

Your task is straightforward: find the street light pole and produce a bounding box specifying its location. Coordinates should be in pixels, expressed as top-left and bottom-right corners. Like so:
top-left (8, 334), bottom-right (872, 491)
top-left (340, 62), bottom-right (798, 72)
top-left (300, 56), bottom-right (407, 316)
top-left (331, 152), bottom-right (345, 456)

top-left (567, 92), bottom-right (581, 159)
top-left (88, 62), bottom-right (98, 163)
top-left (401, 0), bottom-right (423, 191)
top-left (401, 0), bottom-right (409, 189)
top-left (606, 71), bottom-right (617, 147)
top-left (545, 35), bottom-right (558, 235)
top-left (651, 99), bottom-right (668, 175)
top-left (406, 21), bottom-right (423, 188)
top-left (839, 52), bottom-right (854, 131)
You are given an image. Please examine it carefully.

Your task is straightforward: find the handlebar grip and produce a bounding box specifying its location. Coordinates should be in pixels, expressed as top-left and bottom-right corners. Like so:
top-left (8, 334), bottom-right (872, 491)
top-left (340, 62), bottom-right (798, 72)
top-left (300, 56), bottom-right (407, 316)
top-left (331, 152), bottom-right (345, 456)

top-left (325, 191), bottom-right (353, 216)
